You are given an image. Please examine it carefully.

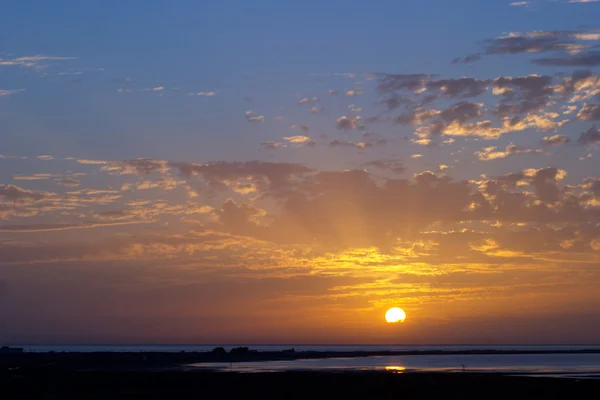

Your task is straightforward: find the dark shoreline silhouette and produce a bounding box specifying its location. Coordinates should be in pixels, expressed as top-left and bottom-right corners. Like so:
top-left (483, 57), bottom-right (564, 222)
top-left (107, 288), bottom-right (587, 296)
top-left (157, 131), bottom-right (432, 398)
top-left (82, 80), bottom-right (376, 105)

top-left (4, 347), bottom-right (600, 371)
top-left (4, 347), bottom-right (600, 398)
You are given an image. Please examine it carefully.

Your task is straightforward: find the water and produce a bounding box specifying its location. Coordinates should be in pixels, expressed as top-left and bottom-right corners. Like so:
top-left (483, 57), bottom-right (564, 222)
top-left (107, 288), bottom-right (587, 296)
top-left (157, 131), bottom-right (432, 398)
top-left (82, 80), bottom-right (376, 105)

top-left (189, 353), bottom-right (600, 376)
top-left (11, 344), bottom-right (600, 353)
top-left (10, 344), bottom-right (600, 377)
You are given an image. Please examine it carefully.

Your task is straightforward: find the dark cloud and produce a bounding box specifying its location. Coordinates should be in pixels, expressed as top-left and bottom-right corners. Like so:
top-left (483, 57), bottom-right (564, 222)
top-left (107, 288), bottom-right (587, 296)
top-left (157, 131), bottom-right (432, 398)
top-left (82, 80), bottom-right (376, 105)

top-left (328, 140), bottom-right (373, 150)
top-left (532, 52), bottom-right (600, 67)
top-left (260, 141), bottom-right (284, 149)
top-left (376, 73), bottom-right (435, 93)
top-left (426, 78), bottom-right (490, 98)
top-left (335, 116), bottom-right (363, 131)
top-left (363, 159), bottom-right (405, 174)
top-left (530, 167), bottom-right (564, 202)
top-left (578, 103), bottom-right (600, 121)
top-left (555, 70), bottom-right (598, 98)
top-left (170, 161), bottom-right (313, 197)
top-left (492, 75), bottom-right (554, 115)
top-left (0, 185), bottom-right (49, 203)
top-left (452, 54), bottom-right (482, 64)
top-left (55, 177), bottom-right (81, 187)
top-left (578, 125), bottom-right (600, 145)
top-left (483, 32), bottom-right (576, 55)
top-left (438, 101), bottom-right (483, 123)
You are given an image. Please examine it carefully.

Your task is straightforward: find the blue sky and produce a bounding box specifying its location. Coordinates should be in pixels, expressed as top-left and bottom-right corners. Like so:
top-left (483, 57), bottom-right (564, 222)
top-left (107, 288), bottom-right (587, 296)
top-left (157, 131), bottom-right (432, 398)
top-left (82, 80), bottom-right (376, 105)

top-left (2, 0), bottom-right (600, 343)
top-left (2, 0), bottom-right (598, 163)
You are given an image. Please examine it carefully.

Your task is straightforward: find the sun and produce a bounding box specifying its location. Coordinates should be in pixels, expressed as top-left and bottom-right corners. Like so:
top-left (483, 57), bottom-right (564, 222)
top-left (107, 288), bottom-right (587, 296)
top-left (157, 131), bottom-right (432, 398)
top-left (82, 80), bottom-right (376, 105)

top-left (385, 307), bottom-right (406, 323)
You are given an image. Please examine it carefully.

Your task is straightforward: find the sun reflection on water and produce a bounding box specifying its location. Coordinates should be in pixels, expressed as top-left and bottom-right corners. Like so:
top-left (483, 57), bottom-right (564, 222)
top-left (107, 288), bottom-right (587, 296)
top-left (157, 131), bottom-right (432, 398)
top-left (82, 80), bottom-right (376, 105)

top-left (385, 366), bottom-right (406, 373)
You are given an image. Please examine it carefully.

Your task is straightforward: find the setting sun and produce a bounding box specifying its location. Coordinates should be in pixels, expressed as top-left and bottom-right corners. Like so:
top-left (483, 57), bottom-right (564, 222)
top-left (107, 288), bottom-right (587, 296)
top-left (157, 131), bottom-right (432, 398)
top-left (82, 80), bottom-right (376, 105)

top-left (385, 307), bottom-right (406, 323)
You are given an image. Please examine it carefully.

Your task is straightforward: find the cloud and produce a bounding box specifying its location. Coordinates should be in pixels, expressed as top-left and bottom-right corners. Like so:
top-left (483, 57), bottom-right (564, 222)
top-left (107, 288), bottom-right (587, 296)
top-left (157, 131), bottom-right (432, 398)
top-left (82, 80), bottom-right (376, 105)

top-left (0, 89), bottom-right (25, 97)
top-left (0, 220), bottom-right (155, 233)
top-left (170, 161), bottom-right (313, 197)
top-left (532, 52), bottom-right (600, 67)
top-left (426, 78), bottom-right (490, 98)
top-left (329, 140), bottom-right (373, 150)
top-left (542, 134), bottom-right (570, 146)
top-left (453, 30), bottom-right (600, 66)
top-left (260, 141), bottom-right (284, 149)
top-left (55, 178), bottom-right (81, 187)
top-left (76, 159), bottom-right (110, 165)
top-left (493, 74), bottom-right (554, 115)
top-left (283, 136), bottom-right (316, 146)
top-left (0, 185), bottom-right (50, 203)
top-left (0, 55), bottom-right (76, 68)
top-left (578, 103), bottom-right (600, 120)
top-left (510, 1), bottom-right (530, 6)
top-left (452, 54), bottom-right (482, 64)
top-left (100, 159), bottom-right (170, 175)
top-left (578, 125), bottom-right (600, 144)
top-left (290, 123), bottom-right (309, 133)
top-left (245, 110), bottom-right (265, 122)
top-left (336, 116), bottom-right (363, 131)
top-left (151, 86), bottom-right (164, 92)
top-left (475, 144), bottom-right (543, 161)
top-left (37, 155), bottom-right (54, 161)
top-left (483, 31), bottom-right (600, 56)
top-left (555, 70), bottom-right (600, 103)
top-left (13, 174), bottom-right (58, 181)
top-left (363, 159), bottom-right (405, 174)
top-left (297, 97), bottom-right (318, 105)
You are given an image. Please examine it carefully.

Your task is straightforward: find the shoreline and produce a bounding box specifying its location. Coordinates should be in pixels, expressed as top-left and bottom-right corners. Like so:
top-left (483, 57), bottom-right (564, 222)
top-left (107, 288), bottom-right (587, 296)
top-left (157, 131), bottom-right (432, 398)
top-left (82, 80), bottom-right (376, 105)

top-left (3, 348), bottom-right (600, 372)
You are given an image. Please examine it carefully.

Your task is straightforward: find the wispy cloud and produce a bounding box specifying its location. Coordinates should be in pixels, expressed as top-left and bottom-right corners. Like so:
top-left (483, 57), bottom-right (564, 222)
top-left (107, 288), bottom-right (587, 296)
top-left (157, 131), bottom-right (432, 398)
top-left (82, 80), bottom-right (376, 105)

top-left (0, 89), bottom-right (25, 97)
top-left (0, 55), bottom-right (76, 68)
top-left (245, 110), bottom-right (265, 122)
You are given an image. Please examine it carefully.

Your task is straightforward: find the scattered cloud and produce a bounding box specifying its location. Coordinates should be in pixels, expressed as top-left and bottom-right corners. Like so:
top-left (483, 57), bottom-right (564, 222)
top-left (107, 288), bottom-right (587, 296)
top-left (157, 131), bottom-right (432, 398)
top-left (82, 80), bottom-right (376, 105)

top-left (452, 54), bottom-right (482, 64)
top-left (542, 134), bottom-right (570, 146)
top-left (13, 174), bottom-right (58, 181)
top-left (363, 159), bottom-right (405, 173)
top-left (475, 144), bottom-right (543, 161)
top-left (578, 103), bottom-right (600, 121)
top-left (0, 89), bottom-right (25, 97)
top-left (532, 52), bottom-right (600, 67)
top-left (0, 55), bottom-right (76, 68)
top-left (336, 116), bottom-right (363, 131)
top-left (191, 91), bottom-right (216, 96)
top-left (283, 136), bottom-right (316, 146)
top-left (578, 125), bottom-right (600, 145)
top-left (245, 110), bottom-right (265, 122)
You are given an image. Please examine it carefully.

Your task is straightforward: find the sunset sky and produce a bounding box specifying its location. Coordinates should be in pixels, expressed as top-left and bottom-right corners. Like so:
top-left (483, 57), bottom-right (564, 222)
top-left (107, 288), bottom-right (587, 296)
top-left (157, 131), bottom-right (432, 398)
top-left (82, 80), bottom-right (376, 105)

top-left (2, 0), bottom-right (600, 344)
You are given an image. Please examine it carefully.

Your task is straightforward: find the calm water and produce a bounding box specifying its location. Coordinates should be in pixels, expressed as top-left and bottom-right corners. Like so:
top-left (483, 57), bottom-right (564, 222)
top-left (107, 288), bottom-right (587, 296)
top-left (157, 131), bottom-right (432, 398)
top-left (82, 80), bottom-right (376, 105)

top-left (10, 344), bottom-right (600, 376)
top-left (11, 344), bottom-right (600, 353)
top-left (189, 354), bottom-right (600, 375)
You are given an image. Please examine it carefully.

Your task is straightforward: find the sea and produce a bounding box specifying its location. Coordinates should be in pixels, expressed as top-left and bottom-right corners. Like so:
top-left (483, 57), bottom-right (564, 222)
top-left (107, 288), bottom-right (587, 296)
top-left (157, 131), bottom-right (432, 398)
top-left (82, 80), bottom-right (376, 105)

top-left (11, 344), bottom-right (600, 377)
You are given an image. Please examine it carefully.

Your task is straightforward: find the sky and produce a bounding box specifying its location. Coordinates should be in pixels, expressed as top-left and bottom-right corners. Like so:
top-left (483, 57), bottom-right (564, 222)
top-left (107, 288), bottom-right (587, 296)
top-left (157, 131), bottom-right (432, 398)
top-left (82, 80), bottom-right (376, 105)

top-left (1, 0), bottom-right (600, 344)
